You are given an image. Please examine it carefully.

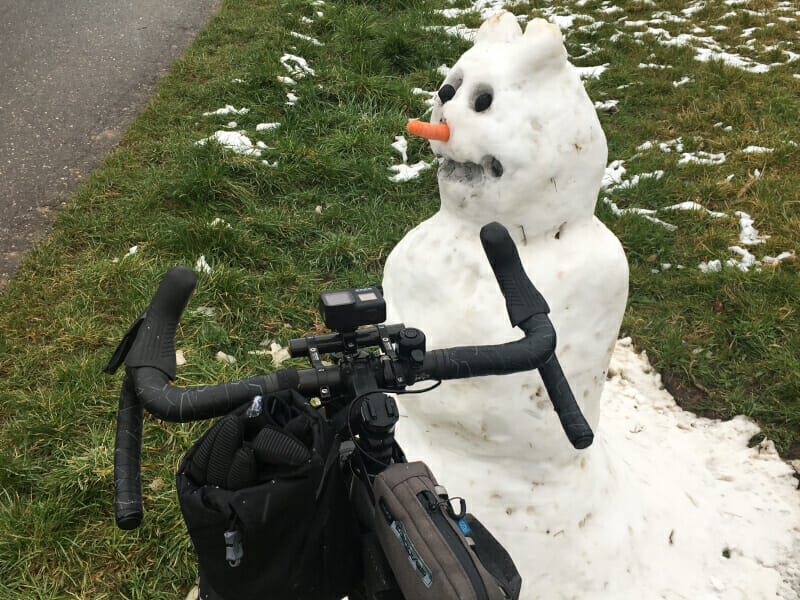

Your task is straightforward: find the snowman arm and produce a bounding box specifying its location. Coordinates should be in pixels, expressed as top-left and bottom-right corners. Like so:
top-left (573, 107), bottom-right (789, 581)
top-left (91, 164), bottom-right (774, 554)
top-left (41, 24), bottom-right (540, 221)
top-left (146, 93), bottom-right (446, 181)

top-left (471, 221), bottom-right (593, 449)
top-left (422, 312), bottom-right (555, 379)
top-left (480, 221), bottom-right (549, 327)
top-left (538, 352), bottom-right (594, 450)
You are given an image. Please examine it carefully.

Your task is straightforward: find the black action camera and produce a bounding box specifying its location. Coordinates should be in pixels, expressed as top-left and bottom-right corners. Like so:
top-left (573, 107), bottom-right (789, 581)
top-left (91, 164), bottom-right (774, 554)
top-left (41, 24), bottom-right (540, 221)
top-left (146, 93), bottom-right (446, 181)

top-left (319, 285), bottom-right (386, 332)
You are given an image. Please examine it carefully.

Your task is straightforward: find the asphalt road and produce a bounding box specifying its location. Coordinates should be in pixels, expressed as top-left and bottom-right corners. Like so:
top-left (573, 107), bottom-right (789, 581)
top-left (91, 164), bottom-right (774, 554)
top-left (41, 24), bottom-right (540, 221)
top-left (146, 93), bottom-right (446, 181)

top-left (0, 0), bottom-right (221, 288)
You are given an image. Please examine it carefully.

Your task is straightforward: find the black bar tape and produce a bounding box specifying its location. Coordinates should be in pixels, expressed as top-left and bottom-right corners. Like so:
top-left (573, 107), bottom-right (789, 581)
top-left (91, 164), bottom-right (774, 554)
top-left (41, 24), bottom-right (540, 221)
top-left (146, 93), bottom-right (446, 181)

top-left (480, 222), bottom-right (549, 327)
top-left (130, 367), bottom-right (297, 422)
top-left (539, 355), bottom-right (594, 449)
top-left (124, 266), bottom-right (197, 379)
top-left (114, 374), bottom-right (144, 530)
top-left (422, 314), bottom-right (556, 380)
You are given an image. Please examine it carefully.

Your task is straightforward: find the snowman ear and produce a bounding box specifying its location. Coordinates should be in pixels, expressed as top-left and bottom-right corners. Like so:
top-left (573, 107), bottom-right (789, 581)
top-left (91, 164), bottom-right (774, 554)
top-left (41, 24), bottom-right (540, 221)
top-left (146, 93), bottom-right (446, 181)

top-left (524, 17), bottom-right (564, 44)
top-left (475, 11), bottom-right (523, 45)
top-left (519, 18), bottom-right (568, 66)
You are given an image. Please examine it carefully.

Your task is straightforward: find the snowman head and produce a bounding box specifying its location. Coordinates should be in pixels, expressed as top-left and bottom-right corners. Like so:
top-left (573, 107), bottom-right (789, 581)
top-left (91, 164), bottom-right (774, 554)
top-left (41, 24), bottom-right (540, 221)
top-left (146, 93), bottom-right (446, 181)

top-left (411, 12), bottom-right (607, 235)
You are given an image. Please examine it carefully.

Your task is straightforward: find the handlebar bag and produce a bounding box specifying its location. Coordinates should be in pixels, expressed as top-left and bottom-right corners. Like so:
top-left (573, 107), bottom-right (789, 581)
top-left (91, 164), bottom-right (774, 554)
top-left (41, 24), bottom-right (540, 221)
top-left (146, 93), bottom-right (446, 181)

top-left (373, 462), bottom-right (521, 600)
top-left (175, 391), bottom-right (361, 600)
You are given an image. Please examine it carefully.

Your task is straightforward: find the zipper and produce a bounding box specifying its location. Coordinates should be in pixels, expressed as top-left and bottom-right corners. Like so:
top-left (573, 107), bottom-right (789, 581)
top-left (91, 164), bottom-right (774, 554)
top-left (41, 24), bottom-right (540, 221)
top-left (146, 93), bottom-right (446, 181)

top-left (418, 490), bottom-right (489, 600)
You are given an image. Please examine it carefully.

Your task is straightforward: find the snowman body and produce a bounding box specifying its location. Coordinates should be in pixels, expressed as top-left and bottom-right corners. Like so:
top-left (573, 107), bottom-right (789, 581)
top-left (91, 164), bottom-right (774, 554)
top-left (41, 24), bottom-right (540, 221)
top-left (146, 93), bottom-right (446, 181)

top-left (385, 211), bottom-right (627, 466)
top-left (382, 13), bottom-right (630, 593)
top-left (382, 13), bottom-right (800, 599)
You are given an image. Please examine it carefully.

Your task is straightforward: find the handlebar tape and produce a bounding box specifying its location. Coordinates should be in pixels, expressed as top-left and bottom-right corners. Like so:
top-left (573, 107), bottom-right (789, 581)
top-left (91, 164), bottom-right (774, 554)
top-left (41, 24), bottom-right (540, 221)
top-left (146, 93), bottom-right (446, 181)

top-left (114, 374), bottom-right (144, 530)
top-left (130, 366), bottom-right (298, 422)
top-left (423, 313), bottom-right (556, 379)
top-left (538, 354), bottom-right (594, 449)
top-left (479, 222), bottom-right (549, 326)
top-left (124, 265), bottom-right (197, 380)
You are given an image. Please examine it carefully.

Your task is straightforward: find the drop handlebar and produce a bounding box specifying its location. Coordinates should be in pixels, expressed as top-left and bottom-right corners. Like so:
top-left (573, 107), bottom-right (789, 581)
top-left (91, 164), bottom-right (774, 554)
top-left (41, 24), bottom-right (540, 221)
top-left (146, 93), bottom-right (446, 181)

top-left (105, 222), bottom-right (592, 530)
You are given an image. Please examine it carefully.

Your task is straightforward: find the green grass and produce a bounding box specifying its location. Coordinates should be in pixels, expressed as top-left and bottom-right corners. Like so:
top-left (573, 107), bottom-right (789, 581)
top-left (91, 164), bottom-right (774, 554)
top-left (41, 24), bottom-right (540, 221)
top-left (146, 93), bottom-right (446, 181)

top-left (0, 0), bottom-right (798, 596)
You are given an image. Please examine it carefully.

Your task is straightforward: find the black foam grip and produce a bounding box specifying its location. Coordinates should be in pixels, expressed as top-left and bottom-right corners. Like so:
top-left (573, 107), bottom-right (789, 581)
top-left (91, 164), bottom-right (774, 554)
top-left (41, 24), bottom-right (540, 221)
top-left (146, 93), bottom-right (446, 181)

top-left (253, 426), bottom-right (312, 466)
top-left (480, 222), bottom-right (549, 327)
top-left (124, 266), bottom-right (197, 379)
top-left (227, 447), bottom-right (257, 490)
top-left (205, 416), bottom-right (244, 487)
top-left (114, 374), bottom-right (144, 530)
top-left (423, 314), bottom-right (556, 379)
top-left (539, 355), bottom-right (594, 449)
top-left (130, 366), bottom-right (298, 422)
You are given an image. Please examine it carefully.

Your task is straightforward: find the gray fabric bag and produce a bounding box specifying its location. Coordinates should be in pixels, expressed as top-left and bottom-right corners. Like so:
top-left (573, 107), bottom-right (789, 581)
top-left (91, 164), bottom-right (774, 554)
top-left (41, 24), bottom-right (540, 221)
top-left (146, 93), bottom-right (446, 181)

top-left (373, 462), bottom-right (521, 600)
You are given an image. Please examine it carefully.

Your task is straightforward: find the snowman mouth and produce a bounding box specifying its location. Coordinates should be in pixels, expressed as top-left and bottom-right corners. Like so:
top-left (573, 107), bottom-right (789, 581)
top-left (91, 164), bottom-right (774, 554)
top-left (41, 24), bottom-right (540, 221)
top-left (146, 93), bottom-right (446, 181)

top-left (438, 155), bottom-right (504, 183)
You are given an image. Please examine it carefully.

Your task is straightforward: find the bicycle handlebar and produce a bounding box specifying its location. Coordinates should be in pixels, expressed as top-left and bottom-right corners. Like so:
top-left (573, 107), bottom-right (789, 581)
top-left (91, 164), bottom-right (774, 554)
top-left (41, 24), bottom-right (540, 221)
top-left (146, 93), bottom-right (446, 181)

top-left (106, 222), bottom-right (592, 529)
top-left (480, 222), bottom-right (594, 450)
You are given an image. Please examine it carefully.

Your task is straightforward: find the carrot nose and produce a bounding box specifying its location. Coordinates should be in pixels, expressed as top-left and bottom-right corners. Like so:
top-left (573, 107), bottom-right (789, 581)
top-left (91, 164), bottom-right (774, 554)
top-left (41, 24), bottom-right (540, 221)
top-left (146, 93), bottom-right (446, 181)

top-left (407, 119), bottom-right (450, 142)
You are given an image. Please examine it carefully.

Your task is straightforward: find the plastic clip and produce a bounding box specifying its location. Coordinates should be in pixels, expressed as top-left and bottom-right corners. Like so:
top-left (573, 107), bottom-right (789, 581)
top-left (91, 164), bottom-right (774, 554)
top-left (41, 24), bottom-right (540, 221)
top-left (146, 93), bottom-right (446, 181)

top-left (224, 529), bottom-right (243, 567)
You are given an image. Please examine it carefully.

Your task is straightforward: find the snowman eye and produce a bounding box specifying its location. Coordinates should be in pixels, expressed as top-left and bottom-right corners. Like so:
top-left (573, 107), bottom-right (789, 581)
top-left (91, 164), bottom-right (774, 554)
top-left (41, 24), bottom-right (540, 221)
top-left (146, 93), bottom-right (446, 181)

top-left (474, 92), bottom-right (492, 112)
top-left (438, 84), bottom-right (456, 104)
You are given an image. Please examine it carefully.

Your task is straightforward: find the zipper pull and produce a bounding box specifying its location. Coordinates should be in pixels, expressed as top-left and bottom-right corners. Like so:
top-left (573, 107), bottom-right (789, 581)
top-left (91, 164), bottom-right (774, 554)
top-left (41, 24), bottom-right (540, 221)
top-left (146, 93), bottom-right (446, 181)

top-left (420, 490), bottom-right (439, 513)
top-left (446, 497), bottom-right (467, 521)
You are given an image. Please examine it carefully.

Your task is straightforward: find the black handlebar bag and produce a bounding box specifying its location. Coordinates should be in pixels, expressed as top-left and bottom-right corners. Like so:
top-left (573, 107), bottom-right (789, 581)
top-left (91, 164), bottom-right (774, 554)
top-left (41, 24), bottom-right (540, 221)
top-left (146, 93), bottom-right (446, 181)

top-left (176, 390), bottom-right (361, 600)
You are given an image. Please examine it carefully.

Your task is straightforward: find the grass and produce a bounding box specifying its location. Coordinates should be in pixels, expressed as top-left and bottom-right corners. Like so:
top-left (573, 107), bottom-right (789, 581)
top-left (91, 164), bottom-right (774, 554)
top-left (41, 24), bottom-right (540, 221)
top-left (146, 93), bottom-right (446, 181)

top-left (0, 0), bottom-right (798, 597)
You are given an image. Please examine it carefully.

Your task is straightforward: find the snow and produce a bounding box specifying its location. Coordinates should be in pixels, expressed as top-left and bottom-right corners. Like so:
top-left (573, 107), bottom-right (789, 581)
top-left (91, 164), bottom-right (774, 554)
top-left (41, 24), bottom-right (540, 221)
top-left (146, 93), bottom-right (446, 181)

top-left (549, 14), bottom-right (576, 30)
top-left (202, 105), bottom-right (249, 116)
top-left (742, 145), bottom-right (775, 154)
top-left (593, 99), bottom-right (619, 111)
top-left (215, 351), bottom-right (236, 364)
top-left (678, 150), bottom-right (727, 165)
top-left (391, 135), bottom-right (408, 163)
top-left (195, 131), bottom-right (262, 157)
top-left (763, 251), bottom-right (795, 264)
top-left (256, 122), bottom-right (280, 131)
top-left (726, 245), bottom-right (762, 271)
top-left (290, 31), bottom-right (322, 46)
top-left (574, 63), bottom-right (609, 79)
top-left (386, 12), bottom-right (800, 597)
top-left (736, 210), bottom-right (770, 245)
top-left (412, 87), bottom-right (437, 110)
top-left (662, 201), bottom-right (725, 218)
top-left (699, 258), bottom-right (722, 272)
top-left (424, 24), bottom-right (478, 42)
top-left (388, 160), bottom-right (430, 182)
top-left (280, 54), bottom-right (315, 77)
top-left (208, 218), bottom-right (232, 228)
top-left (603, 170), bottom-right (663, 194)
top-left (259, 342), bottom-right (291, 366)
top-left (194, 256), bottom-right (211, 274)
top-left (672, 76), bottom-right (691, 86)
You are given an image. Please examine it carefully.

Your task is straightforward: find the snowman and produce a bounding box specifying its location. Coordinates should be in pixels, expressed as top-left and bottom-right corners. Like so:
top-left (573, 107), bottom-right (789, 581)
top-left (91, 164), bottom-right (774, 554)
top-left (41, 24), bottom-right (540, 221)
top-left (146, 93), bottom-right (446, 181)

top-left (383, 12), bottom-right (800, 598)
